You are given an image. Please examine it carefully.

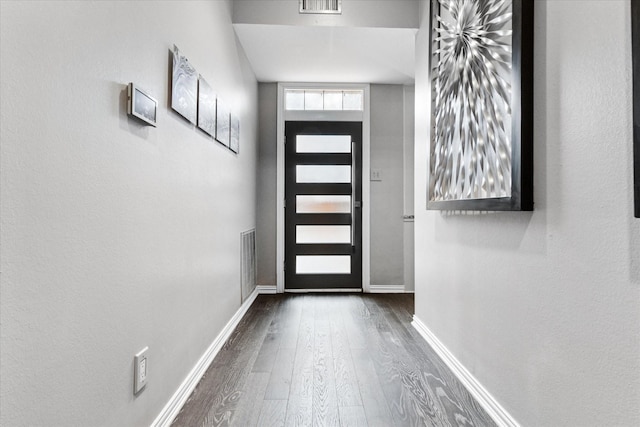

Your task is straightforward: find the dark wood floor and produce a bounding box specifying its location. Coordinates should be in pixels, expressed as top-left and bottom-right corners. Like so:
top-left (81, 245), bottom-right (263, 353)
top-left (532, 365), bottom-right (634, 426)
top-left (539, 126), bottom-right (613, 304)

top-left (171, 294), bottom-right (496, 427)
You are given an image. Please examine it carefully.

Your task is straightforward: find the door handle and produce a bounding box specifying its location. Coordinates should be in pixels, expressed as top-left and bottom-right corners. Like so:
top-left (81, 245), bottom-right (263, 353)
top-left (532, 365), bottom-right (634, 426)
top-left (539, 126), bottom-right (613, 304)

top-left (351, 142), bottom-right (356, 247)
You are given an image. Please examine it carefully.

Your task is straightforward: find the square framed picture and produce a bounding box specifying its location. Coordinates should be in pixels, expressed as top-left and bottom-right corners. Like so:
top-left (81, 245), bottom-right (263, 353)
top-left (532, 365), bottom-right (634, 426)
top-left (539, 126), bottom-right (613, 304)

top-left (230, 114), bottom-right (240, 153)
top-left (427, 0), bottom-right (533, 211)
top-left (127, 83), bottom-right (157, 127)
top-left (171, 45), bottom-right (198, 124)
top-left (633, 0), bottom-right (640, 218)
top-left (197, 75), bottom-right (216, 137)
top-left (215, 98), bottom-right (230, 147)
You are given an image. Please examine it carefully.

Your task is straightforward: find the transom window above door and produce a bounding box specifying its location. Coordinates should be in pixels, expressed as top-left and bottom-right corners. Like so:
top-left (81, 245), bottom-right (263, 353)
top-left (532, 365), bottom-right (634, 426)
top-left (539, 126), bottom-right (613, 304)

top-left (285, 89), bottom-right (364, 111)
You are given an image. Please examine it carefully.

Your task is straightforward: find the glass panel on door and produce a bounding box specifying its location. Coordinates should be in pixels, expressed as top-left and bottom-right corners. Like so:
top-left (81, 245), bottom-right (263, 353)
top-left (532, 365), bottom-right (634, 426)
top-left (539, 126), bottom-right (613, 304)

top-left (296, 165), bottom-right (351, 183)
top-left (296, 225), bottom-right (351, 244)
top-left (296, 135), bottom-right (351, 153)
top-left (296, 195), bottom-right (351, 213)
top-left (296, 255), bottom-right (351, 275)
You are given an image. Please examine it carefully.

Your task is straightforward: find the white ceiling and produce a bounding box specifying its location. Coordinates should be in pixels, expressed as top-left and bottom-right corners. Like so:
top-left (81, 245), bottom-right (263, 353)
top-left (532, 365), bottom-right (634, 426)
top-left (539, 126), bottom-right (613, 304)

top-left (233, 24), bottom-right (417, 84)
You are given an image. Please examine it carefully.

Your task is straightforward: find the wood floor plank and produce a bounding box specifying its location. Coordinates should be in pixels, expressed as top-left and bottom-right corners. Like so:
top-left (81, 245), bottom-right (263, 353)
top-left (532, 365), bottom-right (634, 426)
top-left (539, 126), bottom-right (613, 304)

top-left (279, 295), bottom-right (303, 349)
top-left (284, 296), bottom-right (314, 427)
top-left (284, 397), bottom-right (312, 427)
top-left (329, 310), bottom-right (363, 407)
top-left (229, 372), bottom-right (270, 427)
top-left (252, 332), bottom-right (281, 373)
top-left (350, 347), bottom-right (395, 427)
top-left (312, 296), bottom-right (340, 427)
top-left (256, 400), bottom-right (287, 427)
top-left (339, 406), bottom-right (369, 427)
top-left (264, 346), bottom-right (296, 399)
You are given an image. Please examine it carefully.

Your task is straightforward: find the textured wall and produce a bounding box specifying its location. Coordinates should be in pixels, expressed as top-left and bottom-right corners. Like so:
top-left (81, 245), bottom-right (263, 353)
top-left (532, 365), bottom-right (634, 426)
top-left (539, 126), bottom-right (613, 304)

top-left (0, 1), bottom-right (257, 426)
top-left (414, 0), bottom-right (640, 425)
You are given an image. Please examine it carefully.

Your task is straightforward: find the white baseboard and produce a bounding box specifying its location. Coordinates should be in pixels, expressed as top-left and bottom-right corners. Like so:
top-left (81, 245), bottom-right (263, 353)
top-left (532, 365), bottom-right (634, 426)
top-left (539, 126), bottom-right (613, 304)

top-left (368, 285), bottom-right (406, 293)
top-left (255, 285), bottom-right (277, 294)
top-left (151, 287), bottom-right (261, 427)
top-left (411, 316), bottom-right (520, 427)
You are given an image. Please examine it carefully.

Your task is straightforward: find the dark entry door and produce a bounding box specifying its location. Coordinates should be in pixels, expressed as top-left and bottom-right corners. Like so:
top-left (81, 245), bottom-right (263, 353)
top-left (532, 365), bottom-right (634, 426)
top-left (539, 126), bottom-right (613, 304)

top-left (285, 121), bottom-right (362, 290)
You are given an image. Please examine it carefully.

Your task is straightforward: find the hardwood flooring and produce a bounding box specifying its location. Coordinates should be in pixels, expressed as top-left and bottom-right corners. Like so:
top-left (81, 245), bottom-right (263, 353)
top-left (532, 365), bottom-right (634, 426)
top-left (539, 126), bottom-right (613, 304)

top-left (171, 294), bottom-right (496, 427)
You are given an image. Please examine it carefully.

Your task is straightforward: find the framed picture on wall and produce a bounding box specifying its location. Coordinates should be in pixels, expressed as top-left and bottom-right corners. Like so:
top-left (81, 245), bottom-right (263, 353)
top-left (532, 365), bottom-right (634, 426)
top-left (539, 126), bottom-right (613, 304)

top-left (215, 98), bottom-right (230, 147)
top-left (632, 0), bottom-right (640, 218)
top-left (427, 0), bottom-right (534, 211)
top-left (197, 75), bottom-right (216, 137)
top-left (171, 45), bottom-right (198, 124)
top-left (127, 83), bottom-right (157, 127)
top-left (230, 114), bottom-right (240, 154)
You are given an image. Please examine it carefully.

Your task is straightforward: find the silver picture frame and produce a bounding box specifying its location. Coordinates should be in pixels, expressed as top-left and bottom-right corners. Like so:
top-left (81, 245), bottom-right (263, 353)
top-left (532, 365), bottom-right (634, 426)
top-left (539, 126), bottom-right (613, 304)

top-left (215, 98), bottom-right (230, 147)
top-left (197, 75), bottom-right (216, 138)
top-left (127, 83), bottom-right (157, 127)
top-left (171, 45), bottom-right (198, 124)
top-left (230, 114), bottom-right (240, 154)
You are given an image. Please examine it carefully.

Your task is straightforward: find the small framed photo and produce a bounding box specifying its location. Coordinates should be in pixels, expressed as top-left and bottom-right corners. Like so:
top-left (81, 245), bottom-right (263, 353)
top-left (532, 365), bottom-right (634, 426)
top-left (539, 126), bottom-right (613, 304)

top-left (230, 114), bottom-right (240, 154)
top-left (197, 75), bottom-right (216, 137)
top-left (127, 83), bottom-right (158, 127)
top-left (171, 45), bottom-right (198, 124)
top-left (633, 0), bottom-right (640, 217)
top-left (215, 98), bottom-right (230, 147)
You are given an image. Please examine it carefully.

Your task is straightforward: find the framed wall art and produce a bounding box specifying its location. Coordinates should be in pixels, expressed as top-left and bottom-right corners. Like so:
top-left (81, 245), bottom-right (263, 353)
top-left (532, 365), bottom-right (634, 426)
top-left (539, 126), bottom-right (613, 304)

top-left (171, 45), bottom-right (198, 124)
top-left (632, 0), bottom-right (640, 218)
top-left (215, 98), bottom-right (230, 147)
top-left (427, 0), bottom-right (534, 211)
top-left (230, 114), bottom-right (240, 154)
top-left (127, 83), bottom-right (157, 127)
top-left (197, 75), bottom-right (216, 137)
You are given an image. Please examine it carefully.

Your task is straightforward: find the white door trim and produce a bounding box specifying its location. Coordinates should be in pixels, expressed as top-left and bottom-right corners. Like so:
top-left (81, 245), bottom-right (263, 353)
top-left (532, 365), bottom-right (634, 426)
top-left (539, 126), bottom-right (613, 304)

top-left (276, 82), bottom-right (371, 293)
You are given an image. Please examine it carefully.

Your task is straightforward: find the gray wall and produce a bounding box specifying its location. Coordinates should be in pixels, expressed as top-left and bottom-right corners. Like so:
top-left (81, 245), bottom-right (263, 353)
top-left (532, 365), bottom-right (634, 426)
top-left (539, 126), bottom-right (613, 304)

top-left (403, 86), bottom-right (415, 291)
top-left (255, 84), bottom-right (414, 289)
top-left (370, 85), bottom-right (406, 287)
top-left (233, 0), bottom-right (419, 29)
top-left (256, 83), bottom-right (278, 286)
top-left (0, 2), bottom-right (258, 426)
top-left (414, 0), bottom-right (640, 425)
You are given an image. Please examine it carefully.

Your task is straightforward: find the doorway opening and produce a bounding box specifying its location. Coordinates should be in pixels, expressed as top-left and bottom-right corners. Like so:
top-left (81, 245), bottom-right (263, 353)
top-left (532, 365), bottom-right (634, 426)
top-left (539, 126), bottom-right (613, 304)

top-left (276, 83), bottom-right (371, 293)
top-left (285, 121), bottom-right (362, 290)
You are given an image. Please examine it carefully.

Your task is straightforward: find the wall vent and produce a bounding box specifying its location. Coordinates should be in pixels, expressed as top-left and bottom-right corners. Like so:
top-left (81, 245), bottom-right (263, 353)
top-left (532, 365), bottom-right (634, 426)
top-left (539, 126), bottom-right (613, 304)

top-left (299, 0), bottom-right (342, 14)
top-left (240, 229), bottom-right (257, 303)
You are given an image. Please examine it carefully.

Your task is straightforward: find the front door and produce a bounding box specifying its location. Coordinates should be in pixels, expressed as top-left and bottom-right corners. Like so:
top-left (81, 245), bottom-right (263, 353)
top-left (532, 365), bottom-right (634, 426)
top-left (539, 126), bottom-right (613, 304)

top-left (285, 121), bottom-right (362, 290)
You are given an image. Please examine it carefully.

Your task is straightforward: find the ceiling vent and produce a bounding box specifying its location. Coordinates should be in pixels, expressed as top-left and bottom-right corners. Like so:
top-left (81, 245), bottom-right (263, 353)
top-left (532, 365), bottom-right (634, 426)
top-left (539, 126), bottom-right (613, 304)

top-left (299, 0), bottom-right (342, 14)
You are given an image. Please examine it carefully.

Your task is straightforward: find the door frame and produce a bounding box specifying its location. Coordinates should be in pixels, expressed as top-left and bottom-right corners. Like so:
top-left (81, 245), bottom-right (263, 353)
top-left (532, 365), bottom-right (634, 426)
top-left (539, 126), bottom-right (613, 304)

top-left (276, 82), bottom-right (371, 293)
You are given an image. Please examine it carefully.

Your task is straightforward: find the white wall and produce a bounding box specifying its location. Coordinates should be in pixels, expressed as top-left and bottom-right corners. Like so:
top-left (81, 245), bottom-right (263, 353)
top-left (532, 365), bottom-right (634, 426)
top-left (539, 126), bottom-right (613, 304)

top-left (414, 1), bottom-right (640, 426)
top-left (233, 0), bottom-right (419, 29)
top-left (0, 1), bottom-right (258, 426)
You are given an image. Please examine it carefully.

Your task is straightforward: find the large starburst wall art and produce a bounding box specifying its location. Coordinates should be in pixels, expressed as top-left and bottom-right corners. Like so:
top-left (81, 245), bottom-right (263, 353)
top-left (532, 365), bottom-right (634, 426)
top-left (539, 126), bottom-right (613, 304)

top-left (427, 0), bottom-right (534, 211)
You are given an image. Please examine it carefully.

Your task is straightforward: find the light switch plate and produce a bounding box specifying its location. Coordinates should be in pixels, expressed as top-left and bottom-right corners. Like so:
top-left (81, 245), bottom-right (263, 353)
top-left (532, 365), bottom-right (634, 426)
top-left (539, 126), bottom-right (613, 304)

top-left (134, 347), bottom-right (148, 394)
top-left (371, 169), bottom-right (382, 181)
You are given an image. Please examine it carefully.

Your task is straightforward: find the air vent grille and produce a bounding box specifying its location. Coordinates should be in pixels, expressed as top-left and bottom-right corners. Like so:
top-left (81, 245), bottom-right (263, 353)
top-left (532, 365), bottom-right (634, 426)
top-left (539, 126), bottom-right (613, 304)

top-left (240, 229), bottom-right (257, 303)
top-left (299, 0), bottom-right (342, 14)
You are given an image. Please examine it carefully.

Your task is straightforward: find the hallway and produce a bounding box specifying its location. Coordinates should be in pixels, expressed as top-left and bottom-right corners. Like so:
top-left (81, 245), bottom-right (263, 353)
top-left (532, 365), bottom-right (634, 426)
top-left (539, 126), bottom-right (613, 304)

top-left (171, 294), bottom-right (494, 427)
top-left (2, 2), bottom-right (639, 426)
